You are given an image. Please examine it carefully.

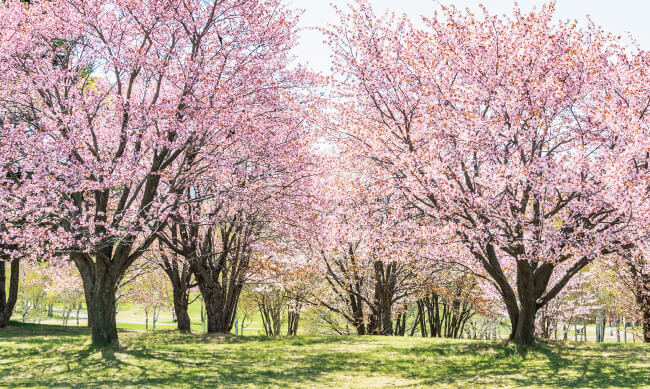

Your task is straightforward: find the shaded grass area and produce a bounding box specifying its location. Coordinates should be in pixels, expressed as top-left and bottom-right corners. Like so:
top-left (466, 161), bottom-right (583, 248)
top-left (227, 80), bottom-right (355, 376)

top-left (1, 322), bottom-right (648, 388)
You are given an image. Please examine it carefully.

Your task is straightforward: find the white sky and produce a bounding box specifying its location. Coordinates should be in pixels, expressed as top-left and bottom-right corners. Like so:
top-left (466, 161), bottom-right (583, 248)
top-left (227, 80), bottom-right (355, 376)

top-left (292, 0), bottom-right (650, 73)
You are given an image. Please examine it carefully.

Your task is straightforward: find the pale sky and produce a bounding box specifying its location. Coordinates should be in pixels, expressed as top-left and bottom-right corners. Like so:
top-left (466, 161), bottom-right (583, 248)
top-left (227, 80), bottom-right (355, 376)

top-left (292, 0), bottom-right (650, 73)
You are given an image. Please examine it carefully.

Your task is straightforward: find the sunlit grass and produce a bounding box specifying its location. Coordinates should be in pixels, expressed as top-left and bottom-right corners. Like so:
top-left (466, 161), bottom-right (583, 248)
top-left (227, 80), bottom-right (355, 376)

top-left (1, 322), bottom-right (648, 388)
top-left (16, 301), bottom-right (271, 334)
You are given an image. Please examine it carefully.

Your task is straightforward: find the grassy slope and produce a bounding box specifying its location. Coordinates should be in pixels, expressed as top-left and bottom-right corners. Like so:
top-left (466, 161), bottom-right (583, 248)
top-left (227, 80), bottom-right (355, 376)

top-left (1, 322), bottom-right (648, 389)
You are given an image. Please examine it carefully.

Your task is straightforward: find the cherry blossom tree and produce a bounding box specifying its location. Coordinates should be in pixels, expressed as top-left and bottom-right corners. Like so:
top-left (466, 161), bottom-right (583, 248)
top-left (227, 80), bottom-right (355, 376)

top-left (411, 271), bottom-right (488, 339)
top-left (159, 199), bottom-right (270, 334)
top-left (155, 84), bottom-right (320, 335)
top-left (49, 263), bottom-right (85, 326)
top-left (327, 1), bottom-right (636, 344)
top-left (626, 252), bottom-right (650, 342)
top-left (607, 250), bottom-right (650, 342)
top-left (296, 160), bottom-right (422, 336)
top-left (124, 263), bottom-right (171, 330)
top-left (0, 0), bottom-right (309, 345)
top-left (599, 48), bottom-right (650, 342)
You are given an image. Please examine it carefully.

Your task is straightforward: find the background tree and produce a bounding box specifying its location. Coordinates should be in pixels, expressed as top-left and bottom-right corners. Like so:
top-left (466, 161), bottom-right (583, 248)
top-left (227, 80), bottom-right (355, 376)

top-left (49, 263), bottom-right (85, 326)
top-left (124, 263), bottom-right (172, 330)
top-left (150, 241), bottom-right (194, 332)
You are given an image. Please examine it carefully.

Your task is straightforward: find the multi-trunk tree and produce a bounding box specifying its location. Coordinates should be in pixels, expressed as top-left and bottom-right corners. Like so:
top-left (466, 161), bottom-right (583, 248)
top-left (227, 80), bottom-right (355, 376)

top-left (159, 200), bottom-right (269, 334)
top-left (301, 166), bottom-right (419, 336)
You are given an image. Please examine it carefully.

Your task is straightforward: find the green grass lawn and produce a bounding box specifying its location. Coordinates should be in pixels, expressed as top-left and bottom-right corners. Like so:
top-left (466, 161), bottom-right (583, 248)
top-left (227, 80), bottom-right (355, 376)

top-left (1, 322), bottom-right (648, 388)
top-left (31, 294), bottom-right (285, 334)
top-left (20, 302), bottom-right (646, 342)
top-left (17, 300), bottom-right (272, 335)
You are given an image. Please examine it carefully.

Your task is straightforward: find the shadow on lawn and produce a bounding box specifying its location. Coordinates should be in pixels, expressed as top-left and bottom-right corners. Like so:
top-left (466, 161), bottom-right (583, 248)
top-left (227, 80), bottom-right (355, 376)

top-left (1, 322), bottom-right (648, 388)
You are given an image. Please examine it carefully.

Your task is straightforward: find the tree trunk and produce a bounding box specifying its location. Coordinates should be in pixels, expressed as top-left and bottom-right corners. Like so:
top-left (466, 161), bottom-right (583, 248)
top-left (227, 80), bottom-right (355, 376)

top-left (287, 310), bottom-right (300, 336)
top-left (86, 284), bottom-right (118, 345)
top-left (191, 256), bottom-right (242, 335)
top-left (200, 282), bottom-right (239, 334)
top-left (158, 250), bottom-right (193, 332)
top-left (74, 254), bottom-right (120, 346)
top-left (510, 298), bottom-right (537, 345)
top-left (595, 313), bottom-right (606, 342)
top-left (173, 296), bottom-right (191, 332)
top-left (394, 311), bottom-right (407, 336)
top-left (0, 259), bottom-right (20, 328)
top-left (349, 292), bottom-right (366, 335)
top-left (76, 303), bottom-right (82, 326)
top-left (370, 261), bottom-right (395, 336)
top-left (200, 298), bottom-right (206, 334)
top-left (204, 297), bottom-right (229, 333)
top-left (354, 321), bottom-right (366, 335)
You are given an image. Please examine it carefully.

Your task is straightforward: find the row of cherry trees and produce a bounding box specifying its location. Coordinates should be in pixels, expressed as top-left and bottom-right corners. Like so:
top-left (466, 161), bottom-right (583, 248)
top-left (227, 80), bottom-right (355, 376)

top-left (1, 0), bottom-right (649, 346)
top-left (0, 0), bottom-right (318, 345)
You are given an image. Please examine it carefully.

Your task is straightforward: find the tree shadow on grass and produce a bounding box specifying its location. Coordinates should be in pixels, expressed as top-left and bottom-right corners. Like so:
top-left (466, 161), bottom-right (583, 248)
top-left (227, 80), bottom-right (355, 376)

top-left (2, 324), bottom-right (648, 388)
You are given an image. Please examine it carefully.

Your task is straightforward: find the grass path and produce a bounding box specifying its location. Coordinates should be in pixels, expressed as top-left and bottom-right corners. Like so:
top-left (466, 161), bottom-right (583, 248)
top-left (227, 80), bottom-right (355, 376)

top-left (1, 322), bottom-right (649, 388)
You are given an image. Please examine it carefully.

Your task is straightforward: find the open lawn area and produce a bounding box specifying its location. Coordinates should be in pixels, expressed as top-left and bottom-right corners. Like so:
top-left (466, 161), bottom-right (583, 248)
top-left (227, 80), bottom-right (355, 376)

top-left (1, 322), bottom-right (648, 388)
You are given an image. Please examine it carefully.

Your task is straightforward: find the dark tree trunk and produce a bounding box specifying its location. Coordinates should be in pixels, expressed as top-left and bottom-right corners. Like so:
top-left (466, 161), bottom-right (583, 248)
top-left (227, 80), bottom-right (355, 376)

top-left (629, 260), bottom-right (649, 343)
top-left (350, 293), bottom-right (366, 335)
top-left (394, 311), bottom-right (407, 336)
top-left (416, 300), bottom-right (427, 337)
top-left (85, 278), bottom-right (118, 345)
top-left (201, 286), bottom-right (235, 333)
top-left (380, 302), bottom-right (393, 336)
top-left (423, 294), bottom-right (441, 337)
top-left (0, 259), bottom-right (20, 328)
top-left (477, 246), bottom-right (563, 345)
top-left (194, 273), bottom-right (241, 334)
top-left (287, 310), bottom-right (300, 336)
top-left (511, 298), bottom-right (537, 345)
top-left (369, 261), bottom-right (396, 336)
top-left (73, 253), bottom-right (123, 346)
top-left (158, 248), bottom-right (193, 332)
top-left (507, 260), bottom-right (542, 345)
top-left (256, 289), bottom-right (285, 336)
top-left (174, 296), bottom-right (191, 332)
top-left (417, 292), bottom-right (472, 339)
top-left (161, 217), bottom-right (253, 335)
